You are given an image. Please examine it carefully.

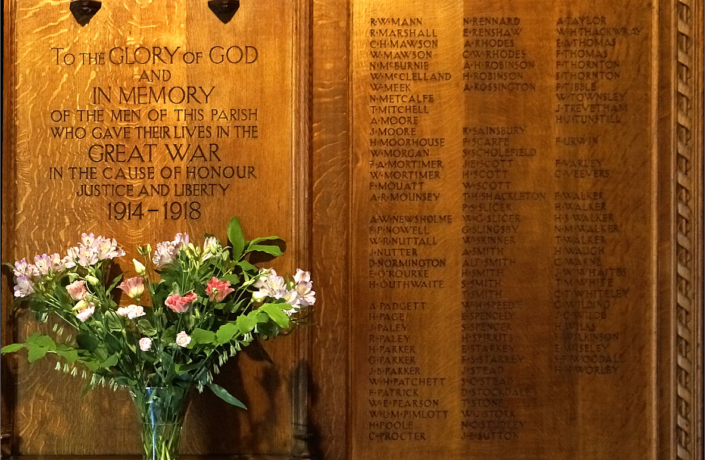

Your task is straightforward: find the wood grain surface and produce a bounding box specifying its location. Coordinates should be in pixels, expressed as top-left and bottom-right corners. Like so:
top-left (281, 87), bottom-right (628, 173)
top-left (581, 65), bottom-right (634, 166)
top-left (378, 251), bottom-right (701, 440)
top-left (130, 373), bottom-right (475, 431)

top-left (4, 0), bottom-right (309, 457)
top-left (3, 0), bottom-right (703, 459)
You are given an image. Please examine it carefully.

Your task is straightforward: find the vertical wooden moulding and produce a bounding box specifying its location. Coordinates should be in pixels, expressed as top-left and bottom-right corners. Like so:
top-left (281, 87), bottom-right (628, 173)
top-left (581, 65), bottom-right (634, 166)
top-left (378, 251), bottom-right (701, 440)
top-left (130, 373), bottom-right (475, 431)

top-left (1, 0), bottom-right (17, 457)
top-left (658, 0), bottom-right (704, 459)
top-left (310, 0), bottom-right (352, 459)
top-left (292, 0), bottom-right (313, 457)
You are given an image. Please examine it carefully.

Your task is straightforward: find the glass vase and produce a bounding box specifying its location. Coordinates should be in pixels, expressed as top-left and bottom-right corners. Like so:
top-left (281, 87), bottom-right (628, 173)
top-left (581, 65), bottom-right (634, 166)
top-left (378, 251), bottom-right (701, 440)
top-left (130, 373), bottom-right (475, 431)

top-left (130, 386), bottom-right (191, 460)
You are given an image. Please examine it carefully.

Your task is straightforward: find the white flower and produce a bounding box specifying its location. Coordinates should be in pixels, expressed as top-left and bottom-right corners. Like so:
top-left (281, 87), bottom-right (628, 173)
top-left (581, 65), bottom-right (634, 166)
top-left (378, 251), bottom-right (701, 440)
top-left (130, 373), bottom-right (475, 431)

top-left (293, 281), bottom-right (316, 307)
top-left (77, 247), bottom-right (98, 267)
top-left (152, 241), bottom-right (176, 267)
top-left (95, 237), bottom-right (125, 260)
top-left (81, 233), bottom-right (96, 248)
top-left (176, 331), bottom-right (191, 348)
top-left (252, 269), bottom-right (290, 302)
top-left (139, 337), bottom-right (152, 351)
top-left (13, 276), bottom-right (34, 298)
top-left (76, 306), bottom-right (95, 322)
top-left (202, 236), bottom-right (220, 261)
top-left (173, 233), bottom-right (190, 249)
top-left (294, 269), bottom-right (311, 284)
top-left (63, 247), bottom-right (80, 269)
top-left (152, 233), bottom-right (190, 267)
top-left (117, 304), bottom-right (145, 319)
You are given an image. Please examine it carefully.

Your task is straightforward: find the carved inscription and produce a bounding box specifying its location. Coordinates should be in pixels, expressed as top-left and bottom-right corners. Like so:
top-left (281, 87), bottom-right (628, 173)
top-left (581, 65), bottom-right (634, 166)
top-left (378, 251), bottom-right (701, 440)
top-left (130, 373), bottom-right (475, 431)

top-left (47, 45), bottom-right (261, 222)
top-left (352, 1), bottom-right (655, 459)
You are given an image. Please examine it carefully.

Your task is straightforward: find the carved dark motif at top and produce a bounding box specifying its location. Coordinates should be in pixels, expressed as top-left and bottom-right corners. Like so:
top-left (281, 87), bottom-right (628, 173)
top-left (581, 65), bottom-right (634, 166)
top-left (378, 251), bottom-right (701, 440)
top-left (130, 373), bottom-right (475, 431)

top-left (208, 0), bottom-right (241, 24)
top-left (70, 0), bottom-right (102, 27)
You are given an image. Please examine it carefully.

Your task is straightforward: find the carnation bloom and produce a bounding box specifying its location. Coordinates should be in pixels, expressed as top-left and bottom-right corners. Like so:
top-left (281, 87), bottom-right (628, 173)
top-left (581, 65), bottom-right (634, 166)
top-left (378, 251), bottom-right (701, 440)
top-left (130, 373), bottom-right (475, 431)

top-left (206, 277), bottom-right (235, 302)
top-left (117, 304), bottom-right (146, 319)
top-left (118, 277), bottom-right (145, 300)
top-left (165, 291), bottom-right (198, 313)
top-left (13, 276), bottom-right (34, 298)
top-left (176, 331), bottom-right (191, 348)
top-left (139, 337), bottom-right (152, 351)
top-left (66, 280), bottom-right (88, 301)
top-left (76, 304), bottom-right (95, 322)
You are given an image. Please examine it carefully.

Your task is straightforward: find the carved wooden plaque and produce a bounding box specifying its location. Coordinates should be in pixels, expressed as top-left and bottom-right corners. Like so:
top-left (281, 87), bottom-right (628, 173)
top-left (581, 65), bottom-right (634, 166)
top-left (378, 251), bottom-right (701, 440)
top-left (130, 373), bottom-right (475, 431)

top-left (2, 0), bottom-right (309, 457)
top-left (310, 0), bottom-right (703, 459)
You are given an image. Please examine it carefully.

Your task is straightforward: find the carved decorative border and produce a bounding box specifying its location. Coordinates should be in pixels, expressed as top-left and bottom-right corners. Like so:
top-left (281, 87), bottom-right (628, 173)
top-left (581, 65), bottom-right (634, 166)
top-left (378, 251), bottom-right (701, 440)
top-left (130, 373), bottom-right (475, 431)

top-left (674, 1), bottom-right (703, 459)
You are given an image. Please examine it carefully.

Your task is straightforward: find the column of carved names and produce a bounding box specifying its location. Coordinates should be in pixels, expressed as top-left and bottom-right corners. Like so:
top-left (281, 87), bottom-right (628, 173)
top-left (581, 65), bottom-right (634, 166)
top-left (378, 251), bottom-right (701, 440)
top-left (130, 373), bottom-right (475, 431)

top-left (459, 14), bottom-right (542, 442)
top-left (365, 16), bottom-right (451, 444)
top-left (552, 15), bottom-right (643, 374)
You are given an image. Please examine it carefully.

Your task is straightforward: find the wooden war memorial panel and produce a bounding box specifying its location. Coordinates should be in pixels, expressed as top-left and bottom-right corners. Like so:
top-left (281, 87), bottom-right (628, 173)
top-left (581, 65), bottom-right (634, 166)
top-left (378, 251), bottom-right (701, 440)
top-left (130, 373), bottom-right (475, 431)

top-left (2, 0), bottom-right (309, 457)
top-left (339, 0), bottom-right (703, 459)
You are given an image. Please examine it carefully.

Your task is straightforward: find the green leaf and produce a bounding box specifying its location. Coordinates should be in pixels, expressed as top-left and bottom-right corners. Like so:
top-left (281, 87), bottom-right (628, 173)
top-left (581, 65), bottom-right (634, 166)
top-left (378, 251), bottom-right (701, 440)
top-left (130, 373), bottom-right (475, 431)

top-left (27, 346), bottom-right (48, 363)
top-left (190, 328), bottom-right (216, 345)
top-left (227, 217), bottom-right (246, 261)
top-left (1, 343), bottom-right (24, 354)
top-left (100, 354), bottom-right (118, 369)
top-left (247, 236), bottom-right (282, 246)
top-left (246, 244), bottom-right (283, 257)
top-left (236, 314), bottom-right (258, 334)
top-left (260, 303), bottom-right (291, 329)
top-left (28, 334), bottom-right (56, 350)
top-left (103, 310), bottom-right (124, 332)
top-left (208, 383), bottom-right (247, 410)
top-left (216, 323), bottom-right (239, 345)
top-left (175, 362), bottom-right (202, 375)
top-left (107, 274), bottom-right (124, 293)
top-left (56, 346), bottom-right (79, 364)
top-left (137, 319), bottom-right (157, 337)
top-left (221, 274), bottom-right (239, 285)
top-left (76, 333), bottom-right (99, 353)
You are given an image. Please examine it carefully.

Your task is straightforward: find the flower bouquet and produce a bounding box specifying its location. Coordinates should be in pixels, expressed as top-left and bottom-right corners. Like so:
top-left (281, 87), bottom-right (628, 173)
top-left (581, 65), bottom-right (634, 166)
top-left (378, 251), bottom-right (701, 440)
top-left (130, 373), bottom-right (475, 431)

top-left (2, 217), bottom-right (314, 460)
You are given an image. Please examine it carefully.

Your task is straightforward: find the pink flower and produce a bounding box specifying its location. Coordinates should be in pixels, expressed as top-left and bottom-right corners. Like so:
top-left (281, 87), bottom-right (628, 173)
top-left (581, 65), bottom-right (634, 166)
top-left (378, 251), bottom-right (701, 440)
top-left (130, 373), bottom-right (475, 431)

top-left (13, 258), bottom-right (33, 278)
top-left (152, 233), bottom-right (191, 267)
top-left (13, 276), bottom-right (34, 298)
top-left (76, 304), bottom-right (95, 322)
top-left (33, 254), bottom-right (52, 276)
top-left (118, 277), bottom-right (145, 299)
top-left (139, 338), bottom-right (152, 351)
top-left (95, 237), bottom-right (125, 260)
top-left (294, 269), bottom-right (311, 284)
top-left (206, 277), bottom-right (235, 302)
top-left (165, 291), bottom-right (198, 313)
top-left (66, 280), bottom-right (88, 301)
top-left (176, 331), bottom-right (191, 348)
